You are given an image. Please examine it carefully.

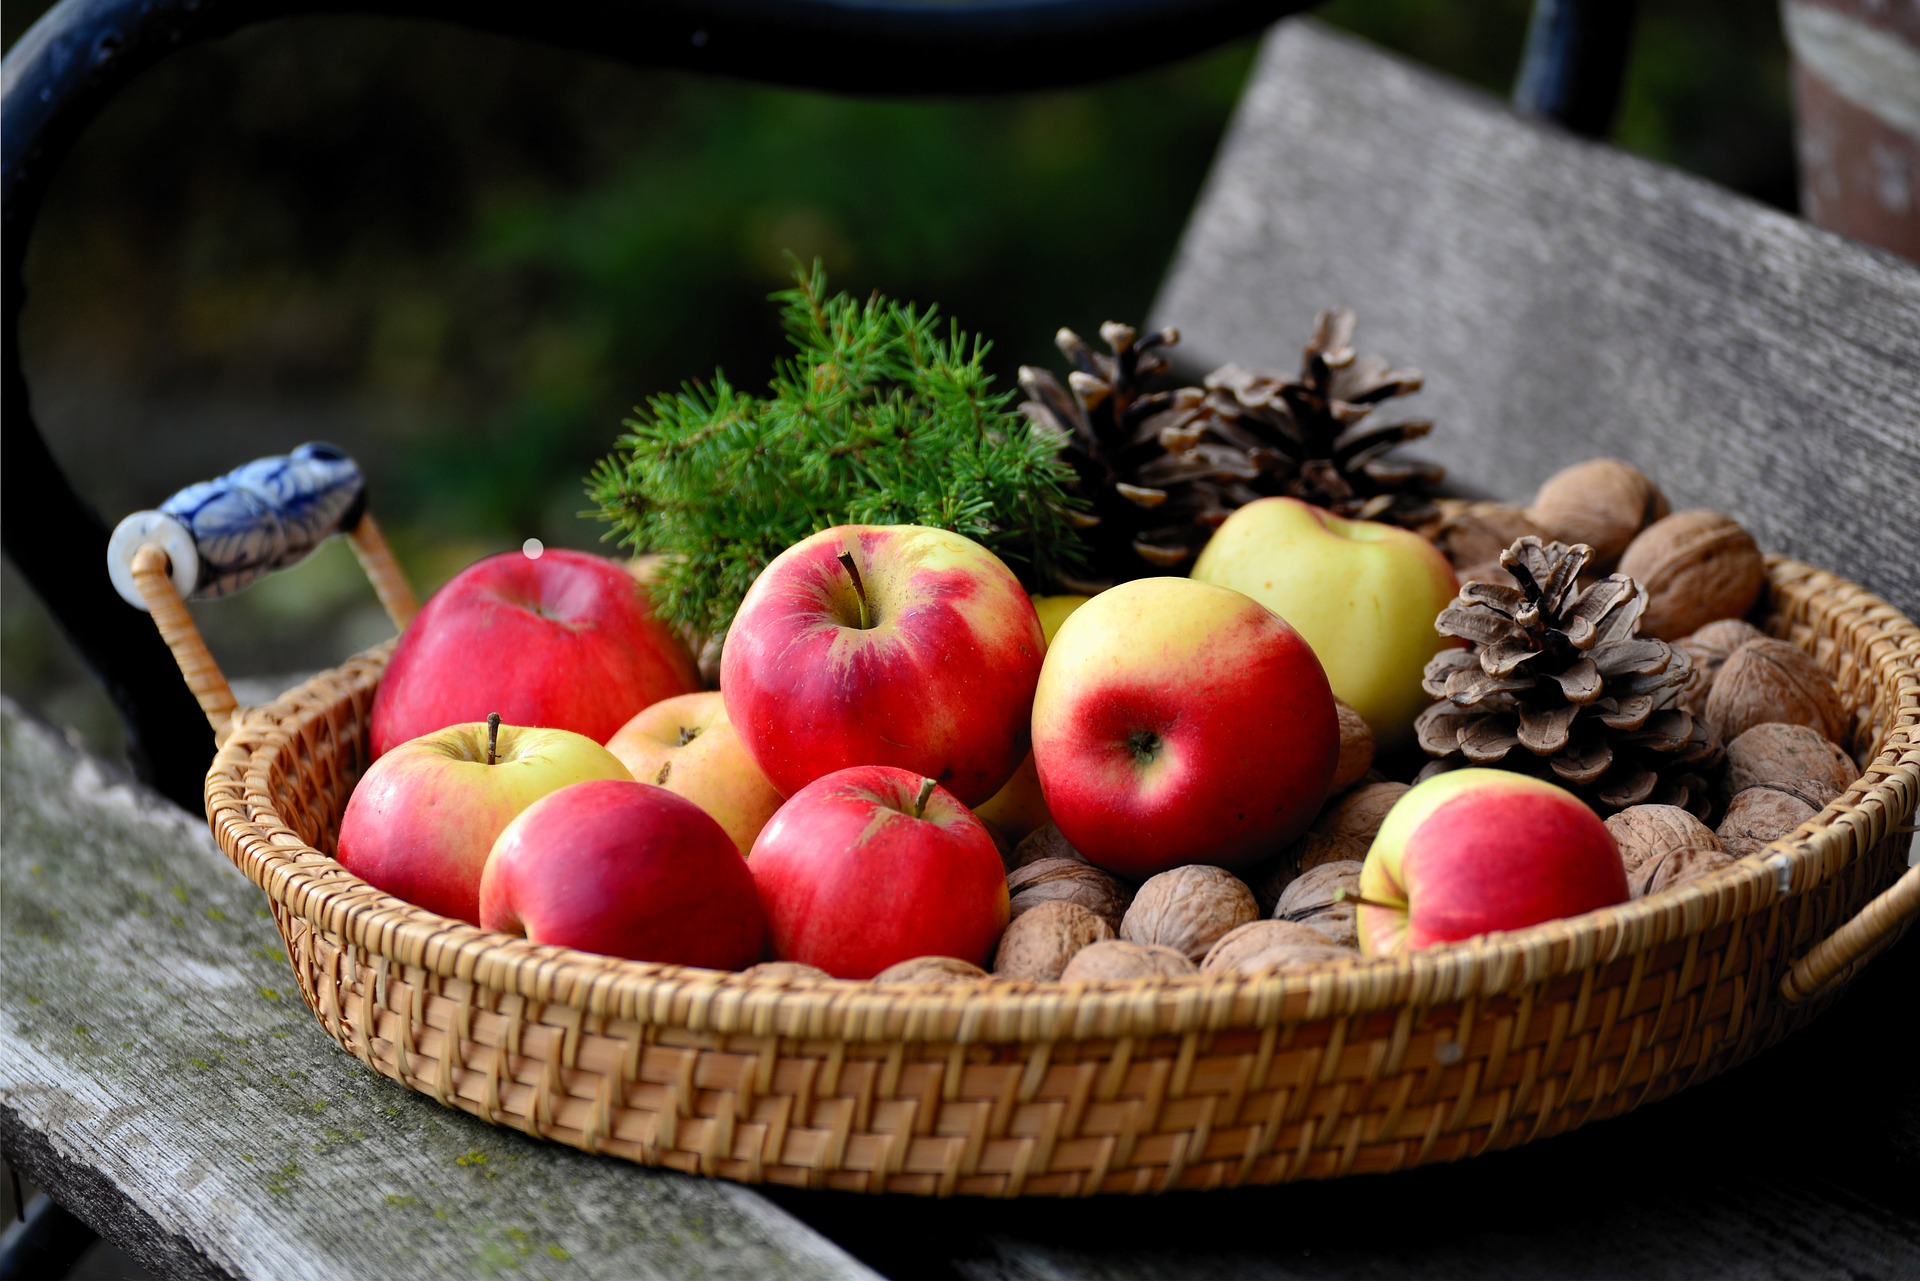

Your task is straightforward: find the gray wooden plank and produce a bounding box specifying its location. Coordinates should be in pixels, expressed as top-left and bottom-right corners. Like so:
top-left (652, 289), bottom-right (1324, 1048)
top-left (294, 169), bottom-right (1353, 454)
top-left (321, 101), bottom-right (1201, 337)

top-left (0, 697), bottom-right (879, 1281)
top-left (1153, 19), bottom-right (1920, 621)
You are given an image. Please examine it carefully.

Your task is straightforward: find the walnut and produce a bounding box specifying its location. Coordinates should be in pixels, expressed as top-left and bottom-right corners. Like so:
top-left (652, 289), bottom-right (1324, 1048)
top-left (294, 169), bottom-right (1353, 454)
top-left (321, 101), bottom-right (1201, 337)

top-left (871, 955), bottom-right (991, 985)
top-left (1120, 865), bottom-right (1258, 964)
top-left (1629, 844), bottom-right (1739, 898)
top-left (1011, 822), bottom-right (1089, 869)
top-left (1716, 786), bottom-right (1818, 859)
top-left (992, 900), bottom-right (1112, 982)
top-left (1674, 619), bottom-right (1766, 715)
top-left (1705, 638), bottom-right (1848, 745)
top-left (738, 961), bottom-right (833, 983)
top-left (1199, 920), bottom-right (1357, 976)
top-left (1430, 502), bottom-right (1552, 575)
top-left (1525, 458), bottom-right (1669, 569)
top-left (1289, 782), bottom-right (1409, 873)
top-left (1007, 857), bottom-right (1132, 929)
top-left (1058, 940), bottom-right (1197, 983)
top-left (1332, 700), bottom-right (1375, 794)
top-left (1604, 804), bottom-right (1722, 878)
top-left (1271, 860), bottom-right (1362, 949)
top-left (1718, 722), bottom-right (1857, 811)
top-left (1616, 510), bottom-right (1766, 641)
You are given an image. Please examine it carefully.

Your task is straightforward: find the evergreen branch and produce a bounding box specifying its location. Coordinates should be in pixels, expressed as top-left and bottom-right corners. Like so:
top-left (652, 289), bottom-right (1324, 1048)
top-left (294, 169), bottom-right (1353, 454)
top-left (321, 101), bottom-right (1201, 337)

top-left (588, 260), bottom-right (1090, 646)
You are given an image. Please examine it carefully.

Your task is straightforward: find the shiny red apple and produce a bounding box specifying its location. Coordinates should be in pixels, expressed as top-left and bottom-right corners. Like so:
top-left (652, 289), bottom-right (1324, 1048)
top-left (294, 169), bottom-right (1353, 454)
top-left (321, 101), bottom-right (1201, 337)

top-left (720, 524), bottom-right (1045, 807)
top-left (1356, 769), bottom-right (1628, 955)
top-left (1030, 576), bottom-right (1339, 878)
top-left (371, 547), bottom-right (698, 758)
top-left (749, 765), bottom-right (1010, 978)
top-left (480, 778), bottom-right (765, 967)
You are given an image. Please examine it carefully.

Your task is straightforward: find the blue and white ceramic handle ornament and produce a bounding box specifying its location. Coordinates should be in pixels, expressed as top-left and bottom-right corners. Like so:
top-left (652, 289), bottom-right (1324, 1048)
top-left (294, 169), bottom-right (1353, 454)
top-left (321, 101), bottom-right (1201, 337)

top-left (107, 443), bottom-right (368, 609)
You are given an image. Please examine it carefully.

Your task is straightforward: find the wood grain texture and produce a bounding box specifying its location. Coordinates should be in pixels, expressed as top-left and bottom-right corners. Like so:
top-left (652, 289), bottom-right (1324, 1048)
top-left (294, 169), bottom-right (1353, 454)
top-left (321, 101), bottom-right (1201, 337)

top-left (0, 698), bottom-right (878, 1281)
top-left (1153, 19), bottom-right (1920, 621)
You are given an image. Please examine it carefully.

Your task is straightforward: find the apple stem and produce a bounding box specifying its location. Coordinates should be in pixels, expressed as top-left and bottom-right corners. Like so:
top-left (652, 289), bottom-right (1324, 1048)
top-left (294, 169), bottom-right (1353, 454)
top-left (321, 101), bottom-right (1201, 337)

top-left (836, 549), bottom-right (871, 630)
top-left (910, 776), bottom-right (937, 819)
top-left (1334, 886), bottom-right (1401, 912)
top-left (486, 712), bottom-right (501, 766)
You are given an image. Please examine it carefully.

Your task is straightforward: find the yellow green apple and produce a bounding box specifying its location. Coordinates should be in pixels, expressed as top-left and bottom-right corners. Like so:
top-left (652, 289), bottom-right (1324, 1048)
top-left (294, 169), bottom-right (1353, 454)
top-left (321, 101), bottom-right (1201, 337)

top-left (1190, 497), bottom-right (1459, 751)
top-left (1356, 769), bottom-right (1627, 956)
top-left (605, 691), bottom-right (784, 856)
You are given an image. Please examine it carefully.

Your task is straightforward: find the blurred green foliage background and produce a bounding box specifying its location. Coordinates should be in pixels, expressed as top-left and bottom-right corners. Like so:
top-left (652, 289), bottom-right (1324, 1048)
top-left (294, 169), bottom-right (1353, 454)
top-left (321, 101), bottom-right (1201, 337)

top-left (0, 0), bottom-right (1794, 760)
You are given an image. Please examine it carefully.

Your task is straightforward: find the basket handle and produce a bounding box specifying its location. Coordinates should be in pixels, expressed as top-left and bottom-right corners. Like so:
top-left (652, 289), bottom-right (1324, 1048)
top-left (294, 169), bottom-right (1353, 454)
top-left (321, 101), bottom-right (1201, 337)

top-left (106, 443), bottom-right (418, 734)
top-left (1780, 852), bottom-right (1920, 1006)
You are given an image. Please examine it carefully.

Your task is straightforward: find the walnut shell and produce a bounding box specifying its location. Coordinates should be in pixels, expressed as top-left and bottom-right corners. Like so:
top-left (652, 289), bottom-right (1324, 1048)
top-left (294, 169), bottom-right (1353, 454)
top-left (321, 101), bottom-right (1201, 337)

top-left (1011, 822), bottom-right (1089, 869)
top-left (871, 955), bottom-right (991, 985)
top-left (1716, 786), bottom-right (1818, 859)
top-left (1430, 501), bottom-right (1552, 575)
top-left (739, 961), bottom-right (833, 983)
top-left (1526, 458), bottom-right (1669, 569)
top-left (1629, 844), bottom-right (1739, 898)
top-left (1199, 920), bottom-right (1357, 976)
top-left (1288, 782), bottom-right (1409, 873)
top-left (1674, 619), bottom-right (1766, 716)
top-left (992, 900), bottom-right (1113, 982)
top-left (1271, 860), bottom-right (1362, 949)
top-left (1604, 804), bottom-right (1722, 879)
top-left (1120, 865), bottom-right (1258, 964)
top-left (1058, 939), bottom-right (1198, 983)
top-left (1007, 857), bottom-right (1132, 929)
top-left (1332, 700), bottom-right (1375, 794)
top-left (1718, 722), bottom-right (1856, 811)
top-left (1617, 510), bottom-right (1766, 641)
top-left (1705, 638), bottom-right (1848, 745)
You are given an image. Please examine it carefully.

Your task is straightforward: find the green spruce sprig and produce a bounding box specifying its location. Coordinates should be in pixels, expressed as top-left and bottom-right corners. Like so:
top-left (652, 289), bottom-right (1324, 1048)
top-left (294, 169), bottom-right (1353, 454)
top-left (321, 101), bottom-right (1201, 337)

top-left (587, 261), bottom-right (1089, 644)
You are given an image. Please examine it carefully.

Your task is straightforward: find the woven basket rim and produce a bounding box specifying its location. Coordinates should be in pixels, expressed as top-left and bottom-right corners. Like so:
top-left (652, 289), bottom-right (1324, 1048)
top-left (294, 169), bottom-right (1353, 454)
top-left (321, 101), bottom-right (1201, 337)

top-left (206, 555), bottom-right (1920, 1042)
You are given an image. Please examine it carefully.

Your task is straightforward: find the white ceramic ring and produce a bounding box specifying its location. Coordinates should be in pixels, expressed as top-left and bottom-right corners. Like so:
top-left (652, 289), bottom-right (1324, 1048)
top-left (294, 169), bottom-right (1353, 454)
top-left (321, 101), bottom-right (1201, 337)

top-left (107, 511), bottom-right (199, 610)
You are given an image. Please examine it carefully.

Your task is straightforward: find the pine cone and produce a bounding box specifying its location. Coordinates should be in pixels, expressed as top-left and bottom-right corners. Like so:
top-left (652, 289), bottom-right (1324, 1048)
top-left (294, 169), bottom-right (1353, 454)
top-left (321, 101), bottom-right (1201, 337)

top-left (1201, 309), bottom-right (1443, 528)
top-left (1017, 323), bottom-right (1224, 590)
top-left (1019, 310), bottom-right (1443, 590)
top-left (1414, 537), bottom-right (1722, 818)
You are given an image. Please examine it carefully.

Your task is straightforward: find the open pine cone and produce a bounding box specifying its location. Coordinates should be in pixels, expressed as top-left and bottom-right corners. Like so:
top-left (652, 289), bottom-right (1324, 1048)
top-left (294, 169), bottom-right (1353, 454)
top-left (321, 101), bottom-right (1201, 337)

top-left (1414, 537), bottom-right (1722, 818)
top-left (1017, 323), bottom-right (1220, 590)
top-left (1201, 308), bottom-right (1442, 529)
top-left (1019, 310), bottom-right (1444, 590)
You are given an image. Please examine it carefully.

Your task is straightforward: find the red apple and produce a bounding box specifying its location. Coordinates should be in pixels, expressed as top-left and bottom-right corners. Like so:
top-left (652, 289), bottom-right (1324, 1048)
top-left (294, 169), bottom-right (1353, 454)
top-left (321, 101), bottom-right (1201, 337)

top-left (1031, 577), bottom-right (1339, 878)
top-left (1356, 768), bottom-right (1628, 956)
top-left (720, 524), bottom-right (1045, 807)
top-left (749, 765), bottom-right (1009, 978)
top-left (605, 691), bottom-right (784, 856)
top-left (480, 778), bottom-right (765, 967)
top-left (336, 717), bottom-right (631, 924)
top-left (371, 547), bottom-right (699, 758)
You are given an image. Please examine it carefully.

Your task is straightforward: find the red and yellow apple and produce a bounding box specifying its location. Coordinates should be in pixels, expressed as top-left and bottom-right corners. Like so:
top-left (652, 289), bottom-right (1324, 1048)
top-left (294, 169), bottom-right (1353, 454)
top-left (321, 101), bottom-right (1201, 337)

top-left (371, 547), bottom-right (699, 758)
top-left (720, 524), bottom-right (1046, 807)
top-left (1356, 768), bottom-right (1628, 956)
top-left (749, 765), bottom-right (1010, 978)
top-left (480, 778), bottom-right (765, 967)
top-left (1190, 497), bottom-right (1459, 751)
top-left (336, 718), bottom-right (630, 924)
top-left (1030, 577), bottom-right (1339, 878)
top-left (972, 592), bottom-right (1090, 843)
top-left (605, 691), bottom-right (784, 856)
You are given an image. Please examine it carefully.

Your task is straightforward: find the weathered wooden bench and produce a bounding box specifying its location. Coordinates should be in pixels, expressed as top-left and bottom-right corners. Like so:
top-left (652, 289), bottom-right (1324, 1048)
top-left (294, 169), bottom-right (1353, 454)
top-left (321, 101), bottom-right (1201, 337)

top-left (6, 13), bottom-right (1920, 1281)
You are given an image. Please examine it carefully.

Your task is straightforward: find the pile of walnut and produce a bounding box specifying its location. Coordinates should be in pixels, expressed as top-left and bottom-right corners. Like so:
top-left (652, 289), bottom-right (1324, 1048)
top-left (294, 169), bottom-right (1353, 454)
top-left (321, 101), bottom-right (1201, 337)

top-left (749, 458), bottom-right (1866, 987)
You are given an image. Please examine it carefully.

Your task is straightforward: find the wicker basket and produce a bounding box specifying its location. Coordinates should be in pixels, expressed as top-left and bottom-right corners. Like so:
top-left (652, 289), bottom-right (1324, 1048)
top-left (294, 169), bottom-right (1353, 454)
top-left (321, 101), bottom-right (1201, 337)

top-left (200, 556), bottom-right (1920, 1196)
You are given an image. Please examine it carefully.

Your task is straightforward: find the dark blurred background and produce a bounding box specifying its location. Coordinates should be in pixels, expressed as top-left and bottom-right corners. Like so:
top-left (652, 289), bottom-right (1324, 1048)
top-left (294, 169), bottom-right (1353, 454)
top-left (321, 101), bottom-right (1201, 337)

top-left (0, 0), bottom-right (1797, 762)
